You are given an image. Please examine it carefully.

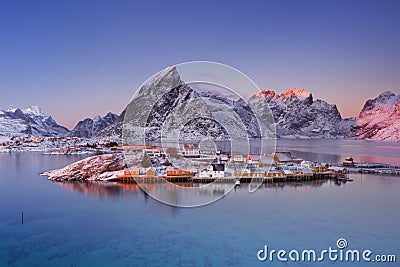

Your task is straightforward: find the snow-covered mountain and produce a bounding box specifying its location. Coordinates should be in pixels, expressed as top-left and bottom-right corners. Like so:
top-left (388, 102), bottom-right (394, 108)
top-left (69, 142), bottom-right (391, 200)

top-left (100, 86), bottom-right (400, 142)
top-left (0, 71), bottom-right (356, 143)
top-left (0, 106), bottom-right (69, 140)
top-left (248, 88), bottom-right (356, 138)
top-left (95, 109), bottom-right (126, 141)
top-left (355, 91), bottom-right (400, 142)
top-left (69, 112), bottom-right (118, 138)
top-left (108, 67), bottom-right (354, 142)
top-left (120, 66), bottom-right (275, 143)
top-left (4, 72), bottom-right (394, 144)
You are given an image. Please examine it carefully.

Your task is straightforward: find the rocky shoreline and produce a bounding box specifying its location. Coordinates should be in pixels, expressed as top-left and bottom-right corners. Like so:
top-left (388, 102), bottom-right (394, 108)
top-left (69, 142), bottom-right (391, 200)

top-left (40, 150), bottom-right (400, 183)
top-left (41, 153), bottom-right (125, 181)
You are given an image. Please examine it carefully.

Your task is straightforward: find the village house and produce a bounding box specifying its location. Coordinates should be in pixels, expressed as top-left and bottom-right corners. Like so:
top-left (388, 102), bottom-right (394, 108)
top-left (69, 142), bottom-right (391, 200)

top-left (328, 166), bottom-right (348, 175)
top-left (232, 153), bottom-right (244, 162)
top-left (343, 157), bottom-right (355, 167)
top-left (300, 160), bottom-right (314, 169)
top-left (200, 164), bottom-right (225, 178)
top-left (314, 162), bottom-right (328, 173)
top-left (246, 155), bottom-right (260, 168)
top-left (181, 144), bottom-right (200, 157)
top-left (143, 148), bottom-right (161, 157)
top-left (124, 167), bottom-right (156, 177)
top-left (259, 154), bottom-right (276, 167)
top-left (166, 167), bottom-right (194, 177)
top-left (266, 168), bottom-right (286, 178)
top-left (220, 154), bottom-right (229, 162)
top-left (140, 167), bottom-right (156, 176)
top-left (273, 152), bottom-right (302, 164)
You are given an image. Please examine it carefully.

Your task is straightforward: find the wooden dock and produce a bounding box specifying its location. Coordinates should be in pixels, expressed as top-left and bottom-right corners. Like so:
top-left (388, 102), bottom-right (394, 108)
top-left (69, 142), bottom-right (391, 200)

top-left (113, 172), bottom-right (337, 184)
top-left (115, 174), bottom-right (194, 183)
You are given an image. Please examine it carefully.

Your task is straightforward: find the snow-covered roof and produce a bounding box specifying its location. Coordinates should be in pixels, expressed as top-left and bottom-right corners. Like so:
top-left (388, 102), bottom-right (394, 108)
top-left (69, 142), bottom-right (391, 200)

top-left (300, 168), bottom-right (313, 174)
top-left (275, 152), bottom-right (293, 162)
top-left (268, 169), bottom-right (283, 174)
top-left (248, 154), bottom-right (260, 161)
top-left (328, 166), bottom-right (346, 172)
top-left (182, 144), bottom-right (199, 150)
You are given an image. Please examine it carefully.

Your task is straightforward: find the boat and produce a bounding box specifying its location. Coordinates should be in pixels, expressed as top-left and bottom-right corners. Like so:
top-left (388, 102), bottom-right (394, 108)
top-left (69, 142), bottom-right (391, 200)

top-left (337, 176), bottom-right (353, 182)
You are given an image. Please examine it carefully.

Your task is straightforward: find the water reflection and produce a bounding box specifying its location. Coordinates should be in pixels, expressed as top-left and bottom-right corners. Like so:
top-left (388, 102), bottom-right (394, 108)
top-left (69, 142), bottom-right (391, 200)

top-left (54, 181), bottom-right (141, 197)
top-left (53, 179), bottom-right (343, 198)
top-left (263, 179), bottom-right (331, 189)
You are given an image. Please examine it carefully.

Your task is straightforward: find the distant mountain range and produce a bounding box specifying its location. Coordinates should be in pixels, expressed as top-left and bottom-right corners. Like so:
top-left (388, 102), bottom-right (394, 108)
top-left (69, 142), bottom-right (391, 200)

top-left (68, 112), bottom-right (118, 138)
top-left (0, 68), bottom-right (398, 142)
top-left (0, 106), bottom-right (69, 140)
top-left (0, 106), bottom-right (118, 141)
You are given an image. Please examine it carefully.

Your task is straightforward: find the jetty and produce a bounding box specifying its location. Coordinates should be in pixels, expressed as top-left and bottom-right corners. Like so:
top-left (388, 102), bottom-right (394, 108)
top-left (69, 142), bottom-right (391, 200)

top-left (114, 169), bottom-right (343, 184)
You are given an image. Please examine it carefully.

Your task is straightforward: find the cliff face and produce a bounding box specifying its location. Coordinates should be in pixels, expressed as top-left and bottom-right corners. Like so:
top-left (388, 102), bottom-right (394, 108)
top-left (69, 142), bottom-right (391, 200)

top-left (355, 91), bottom-right (400, 142)
top-left (249, 88), bottom-right (356, 138)
top-left (69, 112), bottom-right (118, 138)
top-left (84, 68), bottom-right (400, 143)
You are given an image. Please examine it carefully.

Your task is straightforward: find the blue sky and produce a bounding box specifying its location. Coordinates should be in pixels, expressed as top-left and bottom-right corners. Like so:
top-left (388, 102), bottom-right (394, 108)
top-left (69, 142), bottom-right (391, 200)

top-left (0, 0), bottom-right (399, 129)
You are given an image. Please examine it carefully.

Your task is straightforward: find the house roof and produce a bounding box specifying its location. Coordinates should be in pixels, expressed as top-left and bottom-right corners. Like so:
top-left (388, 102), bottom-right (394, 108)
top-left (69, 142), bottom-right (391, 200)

top-left (300, 168), bottom-right (313, 174)
top-left (275, 152), bottom-right (293, 162)
top-left (212, 164), bottom-right (225, 171)
top-left (244, 154), bottom-right (261, 161)
top-left (182, 144), bottom-right (199, 150)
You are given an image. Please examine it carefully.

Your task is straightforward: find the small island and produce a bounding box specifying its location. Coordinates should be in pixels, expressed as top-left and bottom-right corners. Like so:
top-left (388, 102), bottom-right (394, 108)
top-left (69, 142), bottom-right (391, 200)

top-left (40, 144), bottom-right (400, 185)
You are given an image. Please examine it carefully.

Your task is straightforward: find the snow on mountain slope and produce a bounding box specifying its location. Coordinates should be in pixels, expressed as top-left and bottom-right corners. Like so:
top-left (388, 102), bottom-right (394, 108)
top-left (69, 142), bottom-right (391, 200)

top-left (100, 68), bottom-right (359, 142)
top-left (355, 91), bottom-right (400, 142)
top-left (0, 106), bottom-right (69, 140)
top-left (95, 109), bottom-right (126, 141)
top-left (69, 112), bottom-right (118, 138)
top-left (248, 88), bottom-right (356, 138)
top-left (121, 66), bottom-right (273, 143)
top-left (46, 65), bottom-right (394, 143)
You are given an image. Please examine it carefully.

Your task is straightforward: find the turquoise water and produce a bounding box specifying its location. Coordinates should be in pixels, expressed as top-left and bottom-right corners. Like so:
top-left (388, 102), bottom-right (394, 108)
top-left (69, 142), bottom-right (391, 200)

top-left (0, 152), bottom-right (399, 266)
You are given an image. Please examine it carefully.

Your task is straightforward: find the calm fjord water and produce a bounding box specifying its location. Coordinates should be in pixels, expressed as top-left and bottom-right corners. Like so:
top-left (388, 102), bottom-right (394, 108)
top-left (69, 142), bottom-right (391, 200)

top-left (0, 140), bottom-right (399, 266)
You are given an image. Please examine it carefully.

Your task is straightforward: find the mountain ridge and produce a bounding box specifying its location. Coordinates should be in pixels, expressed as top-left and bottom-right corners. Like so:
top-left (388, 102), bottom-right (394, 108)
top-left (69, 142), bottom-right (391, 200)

top-left (0, 106), bottom-right (69, 140)
top-left (354, 91), bottom-right (400, 142)
top-left (68, 112), bottom-right (119, 138)
top-left (1, 86), bottom-right (398, 142)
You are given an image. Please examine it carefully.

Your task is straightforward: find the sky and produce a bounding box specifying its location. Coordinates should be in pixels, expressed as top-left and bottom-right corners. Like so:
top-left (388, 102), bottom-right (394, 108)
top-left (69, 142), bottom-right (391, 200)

top-left (0, 0), bottom-right (399, 129)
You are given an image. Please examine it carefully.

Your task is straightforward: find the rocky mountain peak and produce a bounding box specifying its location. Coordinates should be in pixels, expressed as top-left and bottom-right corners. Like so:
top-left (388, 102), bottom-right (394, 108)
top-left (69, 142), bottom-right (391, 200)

top-left (0, 106), bottom-right (68, 139)
top-left (355, 91), bottom-right (400, 141)
top-left (69, 112), bottom-right (119, 138)
top-left (280, 88), bottom-right (312, 99)
top-left (360, 91), bottom-right (399, 114)
top-left (25, 105), bottom-right (43, 116)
